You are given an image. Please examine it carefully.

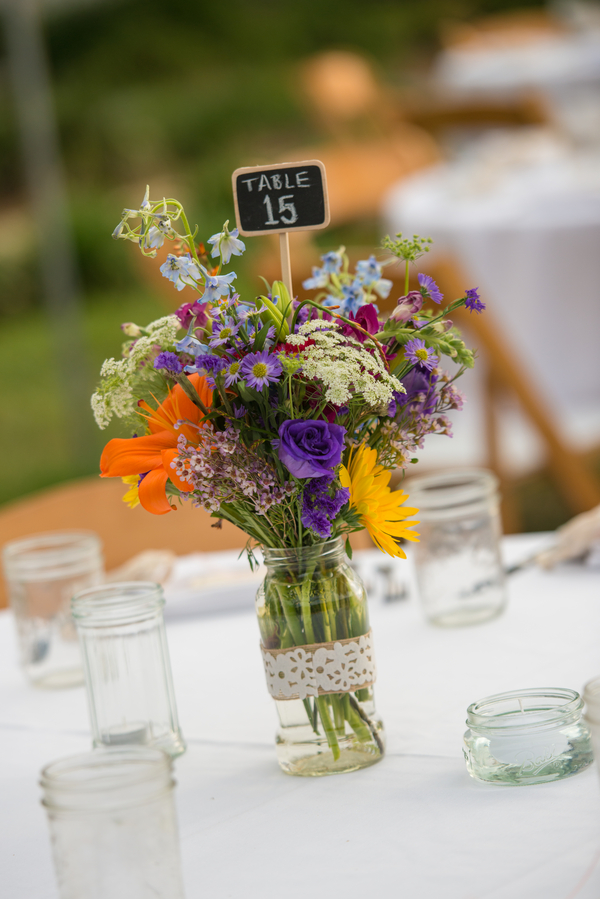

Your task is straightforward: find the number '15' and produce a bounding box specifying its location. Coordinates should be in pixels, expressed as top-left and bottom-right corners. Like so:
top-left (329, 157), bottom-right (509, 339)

top-left (263, 193), bottom-right (298, 226)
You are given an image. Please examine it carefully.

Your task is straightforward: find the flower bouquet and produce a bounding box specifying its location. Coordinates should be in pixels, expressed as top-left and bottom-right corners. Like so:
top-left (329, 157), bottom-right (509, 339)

top-left (95, 188), bottom-right (483, 776)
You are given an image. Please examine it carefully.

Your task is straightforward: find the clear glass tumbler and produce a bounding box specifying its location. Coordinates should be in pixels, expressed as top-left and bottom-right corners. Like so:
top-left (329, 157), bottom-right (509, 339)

top-left (71, 582), bottom-right (185, 757)
top-left (2, 531), bottom-right (103, 687)
top-left (40, 747), bottom-right (185, 899)
top-left (407, 469), bottom-right (507, 626)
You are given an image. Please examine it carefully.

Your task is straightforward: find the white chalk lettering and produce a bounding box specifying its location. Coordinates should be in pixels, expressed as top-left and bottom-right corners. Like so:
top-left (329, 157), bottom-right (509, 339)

top-left (263, 194), bottom-right (278, 226)
top-left (258, 174), bottom-right (271, 191)
top-left (284, 173), bottom-right (294, 189)
top-left (241, 177), bottom-right (258, 192)
top-left (278, 194), bottom-right (298, 225)
top-left (296, 171), bottom-right (310, 187)
top-left (271, 174), bottom-right (282, 189)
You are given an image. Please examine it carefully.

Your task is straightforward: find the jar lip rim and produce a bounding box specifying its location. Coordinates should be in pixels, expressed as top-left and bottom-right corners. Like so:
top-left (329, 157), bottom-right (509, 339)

top-left (466, 687), bottom-right (582, 730)
top-left (2, 530), bottom-right (102, 563)
top-left (405, 468), bottom-right (498, 509)
top-left (261, 537), bottom-right (345, 558)
top-left (40, 747), bottom-right (172, 792)
top-left (71, 581), bottom-right (164, 618)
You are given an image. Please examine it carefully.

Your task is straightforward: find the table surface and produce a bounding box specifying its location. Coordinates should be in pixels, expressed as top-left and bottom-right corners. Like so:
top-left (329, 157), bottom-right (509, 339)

top-left (2, 534), bottom-right (600, 899)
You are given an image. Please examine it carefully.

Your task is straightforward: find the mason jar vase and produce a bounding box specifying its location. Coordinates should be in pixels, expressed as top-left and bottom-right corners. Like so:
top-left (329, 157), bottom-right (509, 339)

top-left (256, 538), bottom-right (384, 777)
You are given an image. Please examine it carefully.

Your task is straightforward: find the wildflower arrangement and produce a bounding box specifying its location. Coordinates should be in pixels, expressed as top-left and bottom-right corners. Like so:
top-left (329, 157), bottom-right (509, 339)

top-left (95, 187), bottom-right (483, 770)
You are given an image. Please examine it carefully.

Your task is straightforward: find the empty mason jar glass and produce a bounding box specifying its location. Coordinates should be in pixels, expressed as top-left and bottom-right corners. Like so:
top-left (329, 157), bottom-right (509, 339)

top-left (2, 531), bottom-right (103, 687)
top-left (407, 469), bottom-right (507, 626)
top-left (40, 747), bottom-right (185, 899)
top-left (71, 582), bottom-right (185, 757)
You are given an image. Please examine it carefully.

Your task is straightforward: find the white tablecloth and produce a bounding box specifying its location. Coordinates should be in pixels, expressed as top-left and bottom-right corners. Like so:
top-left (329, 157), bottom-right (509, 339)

top-left (2, 535), bottom-right (600, 899)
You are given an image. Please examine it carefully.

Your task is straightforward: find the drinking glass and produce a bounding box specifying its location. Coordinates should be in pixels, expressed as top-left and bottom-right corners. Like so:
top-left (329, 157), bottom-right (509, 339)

top-left (2, 531), bottom-right (103, 687)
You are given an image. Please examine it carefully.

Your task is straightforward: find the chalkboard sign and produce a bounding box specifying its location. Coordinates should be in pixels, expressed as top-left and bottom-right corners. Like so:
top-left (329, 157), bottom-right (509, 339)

top-left (232, 160), bottom-right (330, 237)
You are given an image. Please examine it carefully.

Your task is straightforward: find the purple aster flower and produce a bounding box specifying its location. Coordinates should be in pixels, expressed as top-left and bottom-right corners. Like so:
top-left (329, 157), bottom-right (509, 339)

top-left (404, 338), bottom-right (439, 371)
top-left (224, 359), bottom-right (242, 387)
top-left (464, 287), bottom-right (486, 313)
top-left (418, 273), bottom-right (443, 305)
top-left (154, 352), bottom-right (183, 375)
top-left (233, 403), bottom-right (246, 419)
top-left (240, 350), bottom-right (283, 390)
top-left (209, 318), bottom-right (240, 348)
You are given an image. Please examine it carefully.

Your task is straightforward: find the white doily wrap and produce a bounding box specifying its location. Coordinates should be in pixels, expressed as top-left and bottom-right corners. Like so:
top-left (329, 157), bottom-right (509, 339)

top-left (261, 630), bottom-right (376, 701)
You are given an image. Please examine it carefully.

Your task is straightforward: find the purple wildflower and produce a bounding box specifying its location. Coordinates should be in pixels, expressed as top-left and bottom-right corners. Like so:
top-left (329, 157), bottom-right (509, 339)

top-left (240, 350), bottom-right (282, 390)
top-left (404, 338), bottom-right (439, 372)
top-left (394, 367), bottom-right (438, 416)
top-left (389, 291), bottom-right (423, 323)
top-left (223, 359), bottom-right (242, 387)
top-left (233, 404), bottom-right (246, 419)
top-left (209, 318), bottom-right (240, 348)
top-left (301, 507), bottom-right (332, 539)
top-left (153, 351), bottom-right (183, 375)
top-left (301, 477), bottom-right (350, 538)
top-left (464, 287), bottom-right (486, 313)
top-left (418, 273), bottom-right (443, 304)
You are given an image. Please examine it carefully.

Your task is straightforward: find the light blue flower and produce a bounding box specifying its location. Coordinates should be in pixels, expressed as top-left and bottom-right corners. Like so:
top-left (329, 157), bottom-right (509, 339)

top-left (340, 281), bottom-right (366, 315)
top-left (140, 226), bottom-right (164, 250)
top-left (208, 220), bottom-right (246, 264)
top-left (355, 255), bottom-right (382, 285)
top-left (200, 265), bottom-right (237, 303)
top-left (160, 254), bottom-right (202, 291)
top-left (175, 335), bottom-right (209, 357)
top-left (320, 251), bottom-right (343, 274)
top-left (302, 266), bottom-right (329, 290)
top-left (372, 277), bottom-right (393, 299)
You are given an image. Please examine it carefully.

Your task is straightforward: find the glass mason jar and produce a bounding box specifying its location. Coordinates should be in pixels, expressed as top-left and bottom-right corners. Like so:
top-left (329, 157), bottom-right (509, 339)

top-left (71, 582), bottom-right (185, 757)
top-left (463, 688), bottom-right (594, 785)
top-left (256, 538), bottom-right (384, 777)
top-left (407, 469), bottom-right (507, 626)
top-left (40, 747), bottom-right (185, 899)
top-left (2, 531), bottom-right (103, 688)
top-left (582, 677), bottom-right (600, 780)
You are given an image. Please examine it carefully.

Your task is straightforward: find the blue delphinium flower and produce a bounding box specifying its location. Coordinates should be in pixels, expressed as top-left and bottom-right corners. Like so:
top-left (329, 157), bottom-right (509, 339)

top-left (464, 287), bottom-right (486, 313)
top-left (302, 266), bottom-right (329, 290)
top-left (240, 350), bottom-right (283, 390)
top-left (153, 352), bottom-right (182, 374)
top-left (175, 334), bottom-right (209, 357)
top-left (320, 250), bottom-right (343, 274)
top-left (160, 254), bottom-right (202, 291)
top-left (340, 281), bottom-right (365, 315)
top-left (404, 337), bottom-right (439, 371)
top-left (200, 266), bottom-right (237, 303)
top-left (417, 273), bottom-right (443, 304)
top-left (207, 221), bottom-right (246, 264)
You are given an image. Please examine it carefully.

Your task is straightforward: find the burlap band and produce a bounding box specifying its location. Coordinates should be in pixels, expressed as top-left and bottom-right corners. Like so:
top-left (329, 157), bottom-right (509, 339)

top-left (260, 629), bottom-right (376, 701)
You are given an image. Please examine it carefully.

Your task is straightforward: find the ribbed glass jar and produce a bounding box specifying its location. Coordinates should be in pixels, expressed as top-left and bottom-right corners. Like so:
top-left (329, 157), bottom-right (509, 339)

top-left (407, 469), bottom-right (506, 626)
top-left (2, 531), bottom-right (103, 687)
top-left (463, 688), bottom-right (593, 785)
top-left (582, 677), bottom-right (600, 780)
top-left (71, 582), bottom-right (185, 757)
top-left (40, 747), bottom-right (185, 899)
top-left (256, 538), bottom-right (384, 777)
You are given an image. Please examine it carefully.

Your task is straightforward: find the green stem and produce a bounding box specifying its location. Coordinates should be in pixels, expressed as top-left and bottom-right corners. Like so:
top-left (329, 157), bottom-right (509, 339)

top-left (405, 259), bottom-right (409, 296)
top-left (316, 697), bottom-right (340, 760)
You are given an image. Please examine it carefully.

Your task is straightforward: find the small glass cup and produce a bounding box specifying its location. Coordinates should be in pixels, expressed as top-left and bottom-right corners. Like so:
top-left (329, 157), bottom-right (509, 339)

top-left (40, 747), bottom-right (185, 899)
top-left (72, 581), bottom-right (185, 757)
top-left (2, 531), bottom-right (103, 687)
top-left (407, 469), bottom-right (507, 626)
top-left (582, 677), bottom-right (600, 780)
top-left (463, 688), bottom-right (594, 785)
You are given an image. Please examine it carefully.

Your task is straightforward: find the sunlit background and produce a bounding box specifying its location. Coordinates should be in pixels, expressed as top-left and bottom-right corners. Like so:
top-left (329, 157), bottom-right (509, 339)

top-left (2, 0), bottom-right (600, 534)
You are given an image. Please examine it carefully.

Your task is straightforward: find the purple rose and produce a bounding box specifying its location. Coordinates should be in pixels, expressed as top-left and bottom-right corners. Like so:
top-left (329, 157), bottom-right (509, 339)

top-left (389, 291), bottom-right (423, 323)
top-left (277, 419), bottom-right (346, 479)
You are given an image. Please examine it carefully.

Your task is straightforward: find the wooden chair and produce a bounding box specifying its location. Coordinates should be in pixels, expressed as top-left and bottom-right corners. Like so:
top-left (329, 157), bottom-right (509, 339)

top-left (0, 476), bottom-right (373, 609)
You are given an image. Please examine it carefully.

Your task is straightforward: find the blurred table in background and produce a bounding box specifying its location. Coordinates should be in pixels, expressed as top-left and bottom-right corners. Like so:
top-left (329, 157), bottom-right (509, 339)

top-left (3, 535), bottom-right (600, 898)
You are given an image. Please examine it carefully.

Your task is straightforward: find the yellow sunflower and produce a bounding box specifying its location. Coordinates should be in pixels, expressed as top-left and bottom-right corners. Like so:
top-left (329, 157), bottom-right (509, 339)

top-left (339, 444), bottom-right (419, 558)
top-left (121, 474), bottom-right (140, 509)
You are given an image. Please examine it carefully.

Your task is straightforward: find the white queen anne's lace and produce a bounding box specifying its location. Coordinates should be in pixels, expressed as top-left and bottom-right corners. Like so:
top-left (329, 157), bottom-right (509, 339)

top-left (261, 631), bottom-right (376, 701)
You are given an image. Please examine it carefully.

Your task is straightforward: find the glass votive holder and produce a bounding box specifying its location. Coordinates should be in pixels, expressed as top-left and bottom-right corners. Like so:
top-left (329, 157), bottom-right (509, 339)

top-left (463, 688), bottom-right (594, 785)
top-left (2, 531), bottom-right (103, 688)
top-left (40, 747), bottom-right (185, 899)
top-left (72, 581), bottom-right (185, 757)
top-left (407, 468), bottom-right (507, 627)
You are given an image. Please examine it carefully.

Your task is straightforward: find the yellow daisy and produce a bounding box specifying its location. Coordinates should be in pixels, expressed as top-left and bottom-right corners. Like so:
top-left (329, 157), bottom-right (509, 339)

top-left (121, 474), bottom-right (140, 509)
top-left (339, 444), bottom-right (419, 558)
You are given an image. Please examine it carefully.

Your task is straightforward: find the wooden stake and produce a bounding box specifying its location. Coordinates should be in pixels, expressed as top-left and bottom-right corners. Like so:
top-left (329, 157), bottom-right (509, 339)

top-left (279, 231), bottom-right (293, 298)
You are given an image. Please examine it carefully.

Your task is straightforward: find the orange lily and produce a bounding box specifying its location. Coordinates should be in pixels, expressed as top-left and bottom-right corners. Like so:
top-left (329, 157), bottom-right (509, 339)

top-left (100, 373), bottom-right (212, 515)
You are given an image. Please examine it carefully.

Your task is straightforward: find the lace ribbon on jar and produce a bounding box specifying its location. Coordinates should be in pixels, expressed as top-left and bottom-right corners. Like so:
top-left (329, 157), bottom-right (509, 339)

top-left (260, 630), bottom-right (376, 701)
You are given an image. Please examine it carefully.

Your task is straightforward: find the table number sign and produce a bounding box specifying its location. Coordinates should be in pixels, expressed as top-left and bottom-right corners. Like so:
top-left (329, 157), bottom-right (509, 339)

top-left (231, 159), bottom-right (330, 296)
